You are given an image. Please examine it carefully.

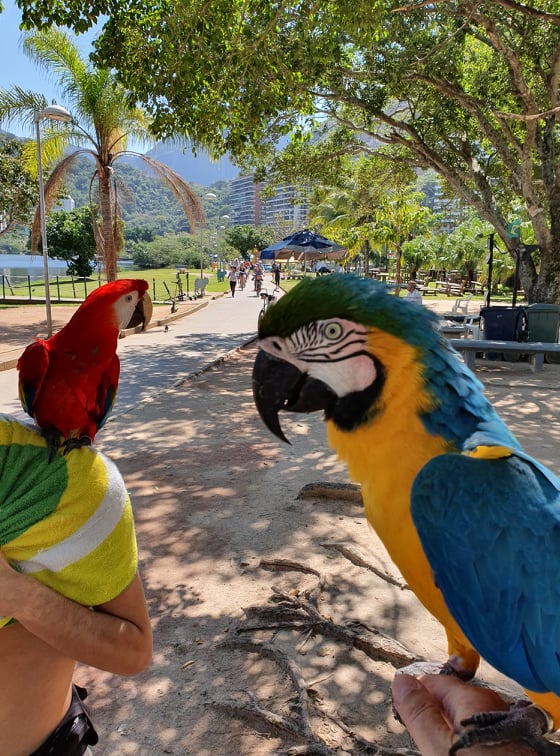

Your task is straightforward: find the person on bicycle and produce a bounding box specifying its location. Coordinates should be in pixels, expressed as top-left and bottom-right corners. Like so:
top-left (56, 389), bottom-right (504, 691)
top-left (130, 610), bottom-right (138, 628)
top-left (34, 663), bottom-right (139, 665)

top-left (253, 263), bottom-right (264, 295)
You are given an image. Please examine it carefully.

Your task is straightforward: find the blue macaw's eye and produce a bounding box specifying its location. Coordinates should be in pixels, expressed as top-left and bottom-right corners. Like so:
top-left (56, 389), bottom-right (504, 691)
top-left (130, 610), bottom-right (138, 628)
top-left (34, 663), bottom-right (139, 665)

top-left (323, 321), bottom-right (343, 340)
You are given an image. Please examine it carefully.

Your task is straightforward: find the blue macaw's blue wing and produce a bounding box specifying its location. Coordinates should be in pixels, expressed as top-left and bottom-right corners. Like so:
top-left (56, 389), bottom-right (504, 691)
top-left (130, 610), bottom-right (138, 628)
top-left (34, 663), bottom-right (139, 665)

top-left (418, 341), bottom-right (522, 452)
top-left (411, 451), bottom-right (560, 694)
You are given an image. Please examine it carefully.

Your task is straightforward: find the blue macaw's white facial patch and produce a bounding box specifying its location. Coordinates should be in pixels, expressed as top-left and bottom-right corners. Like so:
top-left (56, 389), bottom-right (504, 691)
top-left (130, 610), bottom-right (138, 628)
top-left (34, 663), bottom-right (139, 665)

top-left (258, 318), bottom-right (376, 397)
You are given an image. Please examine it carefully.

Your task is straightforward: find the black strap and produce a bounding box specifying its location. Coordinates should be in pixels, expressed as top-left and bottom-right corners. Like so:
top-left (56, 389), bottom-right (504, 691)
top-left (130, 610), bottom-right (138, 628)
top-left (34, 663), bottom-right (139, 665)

top-left (29, 685), bottom-right (99, 755)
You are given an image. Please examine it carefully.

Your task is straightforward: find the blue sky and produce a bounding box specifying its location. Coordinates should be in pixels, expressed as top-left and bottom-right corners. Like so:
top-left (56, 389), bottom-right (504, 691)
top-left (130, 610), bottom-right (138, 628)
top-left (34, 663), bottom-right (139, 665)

top-left (0, 0), bottom-right (99, 137)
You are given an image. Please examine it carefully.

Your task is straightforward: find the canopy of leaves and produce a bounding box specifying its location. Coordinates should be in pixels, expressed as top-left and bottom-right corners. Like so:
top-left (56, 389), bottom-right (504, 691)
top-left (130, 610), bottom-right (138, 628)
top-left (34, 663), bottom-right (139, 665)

top-left (225, 224), bottom-right (275, 258)
top-left (44, 205), bottom-right (97, 277)
top-left (12, 0), bottom-right (560, 300)
top-left (0, 139), bottom-right (37, 235)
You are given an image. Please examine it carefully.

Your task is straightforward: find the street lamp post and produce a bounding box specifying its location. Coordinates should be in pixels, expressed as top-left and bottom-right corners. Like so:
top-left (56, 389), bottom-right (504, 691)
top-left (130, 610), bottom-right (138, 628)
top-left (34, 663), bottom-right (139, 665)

top-left (200, 192), bottom-right (217, 276)
top-left (218, 214), bottom-right (230, 272)
top-left (35, 105), bottom-right (73, 337)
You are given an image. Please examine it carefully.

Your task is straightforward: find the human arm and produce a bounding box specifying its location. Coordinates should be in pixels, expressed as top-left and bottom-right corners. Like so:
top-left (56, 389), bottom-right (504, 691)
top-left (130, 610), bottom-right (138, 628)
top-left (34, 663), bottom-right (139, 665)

top-left (0, 552), bottom-right (152, 676)
top-left (391, 674), bottom-right (537, 755)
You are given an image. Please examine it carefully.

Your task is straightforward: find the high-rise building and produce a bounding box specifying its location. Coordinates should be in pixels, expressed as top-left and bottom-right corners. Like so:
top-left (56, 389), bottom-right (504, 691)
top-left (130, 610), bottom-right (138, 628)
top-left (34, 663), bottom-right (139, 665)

top-left (231, 175), bottom-right (309, 228)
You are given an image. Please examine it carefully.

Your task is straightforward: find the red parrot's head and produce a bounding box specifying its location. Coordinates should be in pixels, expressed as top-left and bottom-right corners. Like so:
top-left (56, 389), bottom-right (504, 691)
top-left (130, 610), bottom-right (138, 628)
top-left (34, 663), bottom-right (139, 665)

top-left (79, 279), bottom-right (150, 331)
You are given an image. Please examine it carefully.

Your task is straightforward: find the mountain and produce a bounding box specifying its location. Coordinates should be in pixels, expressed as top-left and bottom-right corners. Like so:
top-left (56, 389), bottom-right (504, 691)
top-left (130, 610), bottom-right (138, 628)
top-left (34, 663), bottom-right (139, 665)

top-left (141, 141), bottom-right (240, 184)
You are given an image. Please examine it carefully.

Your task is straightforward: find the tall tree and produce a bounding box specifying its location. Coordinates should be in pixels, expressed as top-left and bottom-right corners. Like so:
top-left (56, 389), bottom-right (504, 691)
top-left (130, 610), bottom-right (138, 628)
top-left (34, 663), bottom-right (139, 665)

top-left (13, 1), bottom-right (560, 301)
top-left (44, 205), bottom-right (97, 277)
top-left (0, 139), bottom-right (37, 235)
top-left (0, 27), bottom-right (204, 281)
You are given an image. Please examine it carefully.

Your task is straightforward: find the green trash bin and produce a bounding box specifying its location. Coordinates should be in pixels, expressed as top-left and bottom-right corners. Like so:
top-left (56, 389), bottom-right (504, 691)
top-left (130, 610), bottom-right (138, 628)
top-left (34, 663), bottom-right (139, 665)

top-left (525, 303), bottom-right (560, 363)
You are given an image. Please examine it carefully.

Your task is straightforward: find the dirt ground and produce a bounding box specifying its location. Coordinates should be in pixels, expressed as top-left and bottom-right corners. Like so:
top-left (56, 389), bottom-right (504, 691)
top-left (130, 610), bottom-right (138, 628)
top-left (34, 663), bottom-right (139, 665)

top-left (3, 304), bottom-right (560, 755)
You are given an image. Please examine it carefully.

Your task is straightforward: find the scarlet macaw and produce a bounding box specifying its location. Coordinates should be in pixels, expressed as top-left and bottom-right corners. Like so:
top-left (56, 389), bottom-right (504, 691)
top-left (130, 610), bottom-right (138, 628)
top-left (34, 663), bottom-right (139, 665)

top-left (252, 274), bottom-right (560, 752)
top-left (18, 278), bottom-right (149, 459)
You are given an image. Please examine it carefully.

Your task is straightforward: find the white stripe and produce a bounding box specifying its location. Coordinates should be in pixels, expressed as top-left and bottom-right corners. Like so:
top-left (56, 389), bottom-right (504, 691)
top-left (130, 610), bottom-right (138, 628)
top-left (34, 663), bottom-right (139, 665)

top-left (18, 454), bottom-right (127, 574)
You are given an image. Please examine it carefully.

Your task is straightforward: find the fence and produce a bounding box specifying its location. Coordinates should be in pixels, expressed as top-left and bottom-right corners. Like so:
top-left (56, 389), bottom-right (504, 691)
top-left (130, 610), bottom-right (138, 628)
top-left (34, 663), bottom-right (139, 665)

top-left (0, 272), bottom-right (197, 304)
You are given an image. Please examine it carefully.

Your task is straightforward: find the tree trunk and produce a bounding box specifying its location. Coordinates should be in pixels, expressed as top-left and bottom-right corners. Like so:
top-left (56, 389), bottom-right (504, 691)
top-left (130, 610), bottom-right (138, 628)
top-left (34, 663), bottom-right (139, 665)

top-left (526, 239), bottom-right (560, 304)
top-left (98, 165), bottom-right (118, 282)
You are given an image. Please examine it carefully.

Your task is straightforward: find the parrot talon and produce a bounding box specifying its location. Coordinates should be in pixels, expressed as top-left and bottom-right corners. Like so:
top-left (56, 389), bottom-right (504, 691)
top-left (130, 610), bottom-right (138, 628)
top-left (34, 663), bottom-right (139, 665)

top-left (41, 429), bottom-right (63, 463)
top-left (62, 436), bottom-right (93, 455)
top-left (449, 701), bottom-right (560, 755)
top-left (440, 660), bottom-right (476, 681)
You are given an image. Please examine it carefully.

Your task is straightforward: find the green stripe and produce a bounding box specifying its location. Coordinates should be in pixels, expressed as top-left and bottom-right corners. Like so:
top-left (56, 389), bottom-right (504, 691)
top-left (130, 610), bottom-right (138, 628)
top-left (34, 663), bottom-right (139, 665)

top-left (0, 443), bottom-right (67, 546)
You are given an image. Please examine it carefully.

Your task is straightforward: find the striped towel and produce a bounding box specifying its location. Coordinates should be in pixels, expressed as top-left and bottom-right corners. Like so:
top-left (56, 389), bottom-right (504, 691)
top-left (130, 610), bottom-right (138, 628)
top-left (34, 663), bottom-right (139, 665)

top-left (0, 414), bottom-right (138, 628)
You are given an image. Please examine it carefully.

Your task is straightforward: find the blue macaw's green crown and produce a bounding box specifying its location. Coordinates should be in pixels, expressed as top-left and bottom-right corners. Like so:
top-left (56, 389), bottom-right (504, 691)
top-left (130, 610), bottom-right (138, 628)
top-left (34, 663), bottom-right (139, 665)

top-left (258, 274), bottom-right (441, 348)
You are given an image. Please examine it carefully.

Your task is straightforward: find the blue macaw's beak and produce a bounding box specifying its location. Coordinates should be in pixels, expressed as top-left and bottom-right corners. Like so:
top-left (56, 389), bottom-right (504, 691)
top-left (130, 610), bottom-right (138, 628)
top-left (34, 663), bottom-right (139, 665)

top-left (252, 348), bottom-right (338, 444)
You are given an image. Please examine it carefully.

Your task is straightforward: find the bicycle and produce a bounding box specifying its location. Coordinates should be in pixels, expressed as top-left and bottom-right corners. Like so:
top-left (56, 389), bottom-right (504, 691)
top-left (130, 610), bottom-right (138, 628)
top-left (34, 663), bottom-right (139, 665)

top-left (258, 288), bottom-right (277, 323)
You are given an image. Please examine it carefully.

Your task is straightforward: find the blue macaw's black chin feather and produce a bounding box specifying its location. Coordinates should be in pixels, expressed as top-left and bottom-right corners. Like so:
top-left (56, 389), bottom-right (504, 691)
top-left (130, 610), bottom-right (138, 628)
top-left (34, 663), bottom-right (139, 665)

top-left (252, 349), bottom-right (338, 443)
top-left (252, 348), bottom-right (385, 441)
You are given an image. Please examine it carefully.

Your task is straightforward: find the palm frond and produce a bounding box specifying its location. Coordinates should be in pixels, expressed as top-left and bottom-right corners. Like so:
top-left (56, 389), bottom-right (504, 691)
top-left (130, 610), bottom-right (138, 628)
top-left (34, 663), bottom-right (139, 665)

top-left (23, 29), bottom-right (87, 101)
top-left (30, 150), bottom-right (95, 250)
top-left (0, 87), bottom-right (48, 131)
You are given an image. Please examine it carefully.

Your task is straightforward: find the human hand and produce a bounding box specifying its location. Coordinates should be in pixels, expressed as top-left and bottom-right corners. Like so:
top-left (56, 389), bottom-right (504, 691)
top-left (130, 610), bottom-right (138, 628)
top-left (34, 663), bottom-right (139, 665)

top-left (392, 674), bottom-right (538, 755)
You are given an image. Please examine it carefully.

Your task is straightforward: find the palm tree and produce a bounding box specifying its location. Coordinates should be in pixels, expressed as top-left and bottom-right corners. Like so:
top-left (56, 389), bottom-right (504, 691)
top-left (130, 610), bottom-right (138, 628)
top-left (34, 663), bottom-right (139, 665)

top-left (0, 28), bottom-right (205, 281)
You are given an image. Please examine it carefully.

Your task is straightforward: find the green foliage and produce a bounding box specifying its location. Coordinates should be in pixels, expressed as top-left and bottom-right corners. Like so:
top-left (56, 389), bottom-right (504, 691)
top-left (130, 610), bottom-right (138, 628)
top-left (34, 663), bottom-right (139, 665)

top-left (130, 234), bottom-right (200, 270)
top-left (44, 206), bottom-right (97, 277)
top-left (0, 139), bottom-right (37, 234)
top-left (225, 225), bottom-right (275, 259)
top-left (12, 1), bottom-right (560, 300)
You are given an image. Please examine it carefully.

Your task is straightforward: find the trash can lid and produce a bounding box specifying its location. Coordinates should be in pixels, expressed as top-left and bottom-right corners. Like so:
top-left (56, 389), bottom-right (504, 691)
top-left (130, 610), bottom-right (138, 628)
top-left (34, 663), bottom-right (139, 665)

top-left (527, 303), bottom-right (560, 312)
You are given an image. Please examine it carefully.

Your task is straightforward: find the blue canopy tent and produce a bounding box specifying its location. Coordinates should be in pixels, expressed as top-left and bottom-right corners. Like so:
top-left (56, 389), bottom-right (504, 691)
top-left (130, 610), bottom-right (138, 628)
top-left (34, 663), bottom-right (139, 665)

top-left (259, 229), bottom-right (345, 271)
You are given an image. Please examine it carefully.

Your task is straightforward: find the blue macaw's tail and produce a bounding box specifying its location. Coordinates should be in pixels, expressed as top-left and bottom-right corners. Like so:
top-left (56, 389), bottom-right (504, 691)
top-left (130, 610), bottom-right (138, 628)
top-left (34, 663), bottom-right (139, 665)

top-left (411, 448), bottom-right (560, 694)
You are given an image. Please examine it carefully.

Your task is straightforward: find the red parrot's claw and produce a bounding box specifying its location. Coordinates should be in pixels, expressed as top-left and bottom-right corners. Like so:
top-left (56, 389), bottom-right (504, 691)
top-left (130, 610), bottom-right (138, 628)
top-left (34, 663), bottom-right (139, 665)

top-left (62, 436), bottom-right (93, 455)
top-left (449, 701), bottom-right (560, 755)
top-left (41, 429), bottom-right (63, 463)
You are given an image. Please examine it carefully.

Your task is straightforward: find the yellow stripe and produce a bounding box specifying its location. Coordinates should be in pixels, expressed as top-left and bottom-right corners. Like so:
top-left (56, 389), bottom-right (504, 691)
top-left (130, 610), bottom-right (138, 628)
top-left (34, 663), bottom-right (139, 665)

top-left (465, 445), bottom-right (513, 460)
top-left (0, 415), bottom-right (45, 448)
top-left (32, 502), bottom-right (137, 607)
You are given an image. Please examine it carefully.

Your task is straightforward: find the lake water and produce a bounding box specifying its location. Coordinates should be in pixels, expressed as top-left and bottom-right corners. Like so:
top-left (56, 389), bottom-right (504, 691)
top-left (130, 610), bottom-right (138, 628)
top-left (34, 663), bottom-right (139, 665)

top-left (0, 253), bottom-right (69, 279)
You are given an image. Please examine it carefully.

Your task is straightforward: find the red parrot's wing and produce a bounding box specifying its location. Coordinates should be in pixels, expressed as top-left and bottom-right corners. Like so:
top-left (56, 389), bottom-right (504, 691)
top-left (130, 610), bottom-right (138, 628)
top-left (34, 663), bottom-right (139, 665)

top-left (17, 340), bottom-right (50, 417)
top-left (92, 354), bottom-right (120, 432)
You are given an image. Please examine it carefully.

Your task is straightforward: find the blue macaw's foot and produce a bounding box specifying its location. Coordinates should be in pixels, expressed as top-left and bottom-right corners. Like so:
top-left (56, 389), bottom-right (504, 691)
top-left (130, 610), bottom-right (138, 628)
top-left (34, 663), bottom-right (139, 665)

top-left (62, 435), bottom-right (93, 455)
top-left (450, 701), bottom-right (560, 755)
top-left (441, 659), bottom-right (477, 681)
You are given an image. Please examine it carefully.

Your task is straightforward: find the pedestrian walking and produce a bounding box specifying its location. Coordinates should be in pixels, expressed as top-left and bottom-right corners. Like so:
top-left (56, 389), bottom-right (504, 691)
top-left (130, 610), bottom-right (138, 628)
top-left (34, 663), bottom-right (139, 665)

top-left (227, 266), bottom-right (238, 297)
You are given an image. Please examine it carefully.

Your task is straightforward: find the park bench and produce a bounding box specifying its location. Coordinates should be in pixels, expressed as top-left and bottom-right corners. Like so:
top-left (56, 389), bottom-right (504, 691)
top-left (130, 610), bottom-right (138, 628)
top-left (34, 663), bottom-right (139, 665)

top-left (448, 338), bottom-right (560, 372)
top-left (436, 282), bottom-right (465, 297)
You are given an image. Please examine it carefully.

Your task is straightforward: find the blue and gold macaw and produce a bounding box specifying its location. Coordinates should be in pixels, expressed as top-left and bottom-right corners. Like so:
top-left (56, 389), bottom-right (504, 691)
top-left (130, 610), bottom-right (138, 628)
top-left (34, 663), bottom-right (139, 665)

top-left (252, 274), bottom-right (560, 751)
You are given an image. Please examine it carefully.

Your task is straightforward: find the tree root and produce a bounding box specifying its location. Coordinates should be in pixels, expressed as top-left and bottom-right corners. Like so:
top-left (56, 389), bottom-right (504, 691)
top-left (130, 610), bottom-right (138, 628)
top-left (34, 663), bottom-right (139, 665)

top-left (214, 556), bottom-right (422, 753)
top-left (297, 481), bottom-right (363, 503)
top-left (215, 637), bottom-right (418, 756)
top-left (320, 543), bottom-right (409, 591)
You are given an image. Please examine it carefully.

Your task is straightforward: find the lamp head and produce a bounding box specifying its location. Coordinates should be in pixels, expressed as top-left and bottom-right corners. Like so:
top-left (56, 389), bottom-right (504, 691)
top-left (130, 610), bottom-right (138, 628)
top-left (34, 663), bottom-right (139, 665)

top-left (35, 105), bottom-right (73, 123)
